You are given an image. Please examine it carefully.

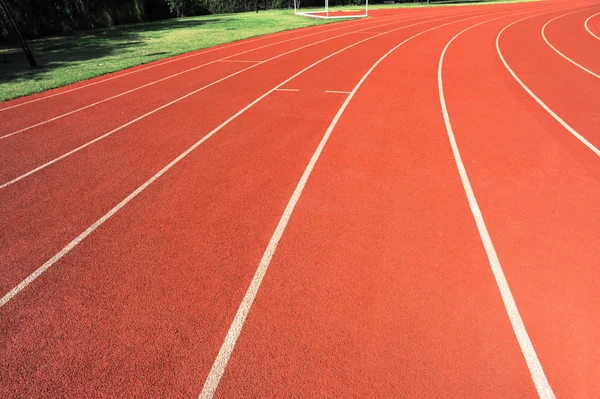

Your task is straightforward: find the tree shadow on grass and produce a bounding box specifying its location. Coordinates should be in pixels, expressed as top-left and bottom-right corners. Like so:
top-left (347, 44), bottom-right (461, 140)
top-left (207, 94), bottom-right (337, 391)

top-left (0, 17), bottom-right (227, 86)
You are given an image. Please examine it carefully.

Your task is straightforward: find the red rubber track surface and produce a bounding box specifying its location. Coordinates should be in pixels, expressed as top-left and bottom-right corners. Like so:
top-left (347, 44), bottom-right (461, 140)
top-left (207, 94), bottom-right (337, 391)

top-left (589, 11), bottom-right (600, 35)
top-left (1, 0), bottom-right (599, 397)
top-left (499, 8), bottom-right (600, 143)
top-left (544, 7), bottom-right (600, 73)
top-left (217, 15), bottom-right (541, 398)
top-left (445, 9), bottom-right (600, 397)
top-left (0, 11), bottom-right (486, 303)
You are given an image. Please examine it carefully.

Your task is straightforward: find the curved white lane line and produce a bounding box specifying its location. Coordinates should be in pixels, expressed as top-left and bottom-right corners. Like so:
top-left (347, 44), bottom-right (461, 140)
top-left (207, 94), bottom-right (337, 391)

top-left (1, 14), bottom-right (422, 139)
top-left (438, 13), bottom-right (555, 399)
top-left (198, 11), bottom-right (516, 399)
top-left (542, 9), bottom-right (600, 79)
top-left (0, 10), bottom-right (485, 189)
top-left (497, 13), bottom-right (600, 159)
top-left (584, 11), bottom-right (600, 40)
top-left (0, 8), bottom-right (496, 308)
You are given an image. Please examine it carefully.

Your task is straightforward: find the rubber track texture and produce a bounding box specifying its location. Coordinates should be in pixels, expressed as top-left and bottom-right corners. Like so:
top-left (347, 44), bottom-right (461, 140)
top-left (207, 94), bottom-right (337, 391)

top-left (444, 8), bottom-right (600, 398)
top-left (1, 0), bottom-right (597, 397)
top-left (0, 8), bottom-right (509, 398)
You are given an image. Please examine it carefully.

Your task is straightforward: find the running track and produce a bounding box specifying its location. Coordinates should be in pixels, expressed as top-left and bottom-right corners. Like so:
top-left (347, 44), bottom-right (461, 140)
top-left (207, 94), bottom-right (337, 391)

top-left (1, 0), bottom-right (599, 397)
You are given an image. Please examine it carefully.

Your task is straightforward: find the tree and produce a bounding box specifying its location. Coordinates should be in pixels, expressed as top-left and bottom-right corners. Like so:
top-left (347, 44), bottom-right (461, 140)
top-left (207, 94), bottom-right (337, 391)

top-left (0, 0), bottom-right (36, 65)
top-left (167, 0), bottom-right (187, 17)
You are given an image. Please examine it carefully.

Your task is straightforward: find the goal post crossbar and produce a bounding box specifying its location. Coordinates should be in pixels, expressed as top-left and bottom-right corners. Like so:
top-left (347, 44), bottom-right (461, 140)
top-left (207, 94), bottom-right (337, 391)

top-left (294, 0), bottom-right (368, 19)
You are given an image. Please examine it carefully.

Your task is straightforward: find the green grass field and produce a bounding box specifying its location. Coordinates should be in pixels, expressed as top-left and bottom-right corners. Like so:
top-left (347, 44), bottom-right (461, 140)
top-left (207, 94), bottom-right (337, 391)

top-left (0, 11), bottom-right (337, 101)
top-left (0, 0), bottom-right (534, 101)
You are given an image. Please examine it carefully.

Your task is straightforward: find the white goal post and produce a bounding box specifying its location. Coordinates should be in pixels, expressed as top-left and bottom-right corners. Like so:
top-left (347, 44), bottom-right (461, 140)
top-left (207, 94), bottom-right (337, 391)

top-left (294, 0), bottom-right (368, 19)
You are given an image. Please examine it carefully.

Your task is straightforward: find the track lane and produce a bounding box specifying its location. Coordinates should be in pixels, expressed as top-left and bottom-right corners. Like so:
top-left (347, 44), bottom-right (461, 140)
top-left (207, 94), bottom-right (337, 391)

top-left (586, 10), bottom-right (600, 39)
top-left (498, 9), bottom-right (600, 151)
top-left (543, 7), bottom-right (600, 78)
top-left (438, 14), bottom-right (557, 399)
top-left (0, 61), bottom-right (256, 179)
top-left (0, 89), bottom-right (348, 399)
top-left (207, 11), bottom-right (548, 399)
top-left (444, 11), bottom-right (600, 398)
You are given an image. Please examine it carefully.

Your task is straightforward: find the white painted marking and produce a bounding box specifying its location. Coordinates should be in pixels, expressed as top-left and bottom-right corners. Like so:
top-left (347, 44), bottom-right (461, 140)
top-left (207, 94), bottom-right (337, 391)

top-left (584, 11), bottom-right (600, 41)
top-left (198, 11), bottom-right (507, 398)
top-left (542, 10), bottom-right (600, 79)
top-left (0, 5), bottom-right (487, 307)
top-left (278, 89), bottom-right (352, 93)
top-left (0, 64), bottom-right (260, 190)
top-left (0, 60), bottom-right (247, 141)
top-left (0, 16), bottom-right (388, 112)
top-left (0, 16), bottom-right (414, 139)
top-left (296, 12), bottom-right (368, 20)
top-left (217, 59), bottom-right (263, 63)
top-left (0, 10), bottom-right (475, 188)
top-left (438, 13), bottom-right (555, 399)
top-left (497, 13), bottom-right (600, 159)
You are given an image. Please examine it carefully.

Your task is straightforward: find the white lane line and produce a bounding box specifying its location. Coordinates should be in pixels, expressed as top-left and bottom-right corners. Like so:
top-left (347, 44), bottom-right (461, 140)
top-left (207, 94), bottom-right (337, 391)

top-left (0, 16), bottom-right (390, 112)
top-left (0, 16), bottom-right (414, 139)
top-left (217, 60), bottom-right (263, 63)
top-left (438, 13), bottom-right (556, 399)
top-left (0, 10), bottom-right (478, 189)
top-left (0, 60), bottom-right (250, 141)
top-left (542, 9), bottom-right (600, 79)
top-left (0, 5), bottom-right (489, 308)
top-left (585, 11), bottom-right (600, 41)
top-left (0, 64), bottom-right (259, 190)
top-left (198, 11), bottom-right (509, 399)
top-left (277, 89), bottom-right (351, 94)
top-left (497, 13), bottom-right (600, 159)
